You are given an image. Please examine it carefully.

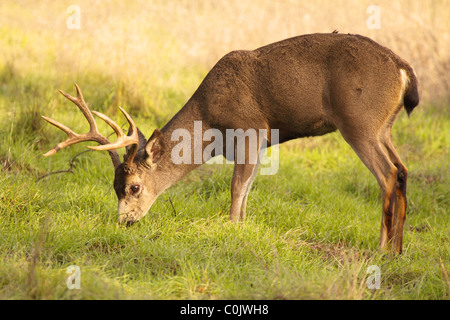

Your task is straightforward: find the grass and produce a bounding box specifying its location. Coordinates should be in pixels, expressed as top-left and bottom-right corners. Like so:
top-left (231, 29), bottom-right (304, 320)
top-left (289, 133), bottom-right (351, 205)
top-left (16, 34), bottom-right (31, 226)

top-left (0, 105), bottom-right (448, 299)
top-left (0, 0), bottom-right (449, 300)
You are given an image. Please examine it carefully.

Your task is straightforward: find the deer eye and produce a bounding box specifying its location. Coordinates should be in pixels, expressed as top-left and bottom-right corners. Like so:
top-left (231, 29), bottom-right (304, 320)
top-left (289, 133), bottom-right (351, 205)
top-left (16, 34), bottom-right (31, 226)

top-left (130, 185), bottom-right (140, 195)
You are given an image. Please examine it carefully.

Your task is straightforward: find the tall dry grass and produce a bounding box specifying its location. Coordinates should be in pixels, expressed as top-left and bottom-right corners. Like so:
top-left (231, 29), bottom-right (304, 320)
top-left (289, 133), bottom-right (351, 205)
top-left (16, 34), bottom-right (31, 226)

top-left (1, 0), bottom-right (449, 111)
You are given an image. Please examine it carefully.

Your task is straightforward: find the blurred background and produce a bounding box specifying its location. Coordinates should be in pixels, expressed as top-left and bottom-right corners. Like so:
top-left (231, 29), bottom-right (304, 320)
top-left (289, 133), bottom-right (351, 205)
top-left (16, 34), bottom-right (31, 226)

top-left (0, 0), bottom-right (449, 138)
top-left (0, 1), bottom-right (448, 300)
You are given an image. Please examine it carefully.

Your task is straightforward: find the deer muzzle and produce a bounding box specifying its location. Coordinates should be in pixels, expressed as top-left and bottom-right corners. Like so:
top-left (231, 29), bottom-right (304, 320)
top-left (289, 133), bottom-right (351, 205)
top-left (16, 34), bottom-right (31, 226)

top-left (118, 213), bottom-right (140, 226)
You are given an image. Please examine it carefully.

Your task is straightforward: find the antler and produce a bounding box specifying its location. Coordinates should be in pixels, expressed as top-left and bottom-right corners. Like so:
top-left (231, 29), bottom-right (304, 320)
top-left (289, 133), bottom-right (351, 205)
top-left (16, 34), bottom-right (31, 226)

top-left (42, 84), bottom-right (140, 168)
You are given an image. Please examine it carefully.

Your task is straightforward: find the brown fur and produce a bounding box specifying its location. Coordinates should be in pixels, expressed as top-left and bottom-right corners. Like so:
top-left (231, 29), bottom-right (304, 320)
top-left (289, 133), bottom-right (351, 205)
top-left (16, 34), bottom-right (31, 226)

top-left (45, 33), bottom-right (419, 254)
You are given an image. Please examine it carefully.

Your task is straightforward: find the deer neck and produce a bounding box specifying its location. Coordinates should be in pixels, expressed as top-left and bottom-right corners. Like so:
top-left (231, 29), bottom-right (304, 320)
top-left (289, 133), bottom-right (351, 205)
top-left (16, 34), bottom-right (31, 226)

top-left (154, 98), bottom-right (211, 193)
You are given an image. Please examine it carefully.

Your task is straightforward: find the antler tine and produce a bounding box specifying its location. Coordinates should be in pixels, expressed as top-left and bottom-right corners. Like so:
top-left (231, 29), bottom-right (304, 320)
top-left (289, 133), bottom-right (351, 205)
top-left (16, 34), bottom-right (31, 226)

top-left (41, 112), bottom-right (111, 157)
top-left (89, 107), bottom-right (140, 164)
top-left (41, 116), bottom-right (78, 156)
top-left (42, 84), bottom-right (121, 167)
top-left (58, 83), bottom-right (98, 133)
top-left (43, 84), bottom-right (140, 166)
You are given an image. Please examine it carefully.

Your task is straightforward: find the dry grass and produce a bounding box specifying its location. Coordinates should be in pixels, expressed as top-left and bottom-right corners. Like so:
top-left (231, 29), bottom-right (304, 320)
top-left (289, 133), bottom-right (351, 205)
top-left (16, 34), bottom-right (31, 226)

top-left (1, 0), bottom-right (449, 108)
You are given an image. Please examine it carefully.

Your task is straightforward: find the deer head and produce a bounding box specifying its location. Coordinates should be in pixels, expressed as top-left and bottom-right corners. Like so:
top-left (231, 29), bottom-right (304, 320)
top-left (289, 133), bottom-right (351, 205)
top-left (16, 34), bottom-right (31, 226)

top-left (42, 84), bottom-right (165, 225)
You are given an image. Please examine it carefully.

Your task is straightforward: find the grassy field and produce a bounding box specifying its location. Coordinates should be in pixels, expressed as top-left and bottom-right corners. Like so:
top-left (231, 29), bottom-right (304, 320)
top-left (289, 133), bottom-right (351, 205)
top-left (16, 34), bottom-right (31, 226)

top-left (0, 0), bottom-right (449, 300)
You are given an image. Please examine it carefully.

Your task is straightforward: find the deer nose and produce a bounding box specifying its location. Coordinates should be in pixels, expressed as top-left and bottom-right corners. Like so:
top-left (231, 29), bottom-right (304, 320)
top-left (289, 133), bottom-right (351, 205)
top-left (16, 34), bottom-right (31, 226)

top-left (118, 213), bottom-right (138, 226)
top-left (125, 219), bottom-right (137, 227)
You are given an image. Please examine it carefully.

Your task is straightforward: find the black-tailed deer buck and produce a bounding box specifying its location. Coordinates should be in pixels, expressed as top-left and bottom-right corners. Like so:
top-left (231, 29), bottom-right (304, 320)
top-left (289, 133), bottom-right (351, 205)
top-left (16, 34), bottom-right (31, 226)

top-left (43, 33), bottom-right (419, 254)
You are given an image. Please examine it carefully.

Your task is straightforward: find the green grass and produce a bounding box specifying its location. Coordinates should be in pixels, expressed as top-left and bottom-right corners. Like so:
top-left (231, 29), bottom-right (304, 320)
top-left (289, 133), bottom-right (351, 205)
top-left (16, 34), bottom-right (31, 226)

top-left (0, 84), bottom-right (448, 299)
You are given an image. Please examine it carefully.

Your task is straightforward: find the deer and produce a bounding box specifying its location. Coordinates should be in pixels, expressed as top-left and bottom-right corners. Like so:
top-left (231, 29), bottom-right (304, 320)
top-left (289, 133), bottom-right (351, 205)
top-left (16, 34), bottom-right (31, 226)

top-left (42, 33), bottom-right (419, 255)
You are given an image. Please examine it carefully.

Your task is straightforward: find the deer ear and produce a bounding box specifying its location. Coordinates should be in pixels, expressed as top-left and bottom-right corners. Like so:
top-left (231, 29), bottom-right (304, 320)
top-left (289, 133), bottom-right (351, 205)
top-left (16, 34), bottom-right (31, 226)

top-left (145, 129), bottom-right (164, 165)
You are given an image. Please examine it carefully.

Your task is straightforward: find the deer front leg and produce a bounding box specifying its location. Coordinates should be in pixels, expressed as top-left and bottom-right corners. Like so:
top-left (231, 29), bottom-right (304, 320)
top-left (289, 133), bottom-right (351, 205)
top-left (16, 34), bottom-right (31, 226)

top-left (229, 130), bottom-right (264, 222)
top-left (238, 160), bottom-right (260, 221)
top-left (230, 162), bottom-right (259, 222)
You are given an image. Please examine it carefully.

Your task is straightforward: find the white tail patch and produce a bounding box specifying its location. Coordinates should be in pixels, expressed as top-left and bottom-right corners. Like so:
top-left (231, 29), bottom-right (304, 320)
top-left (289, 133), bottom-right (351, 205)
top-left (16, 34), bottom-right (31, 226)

top-left (398, 69), bottom-right (410, 107)
top-left (400, 69), bottom-right (409, 95)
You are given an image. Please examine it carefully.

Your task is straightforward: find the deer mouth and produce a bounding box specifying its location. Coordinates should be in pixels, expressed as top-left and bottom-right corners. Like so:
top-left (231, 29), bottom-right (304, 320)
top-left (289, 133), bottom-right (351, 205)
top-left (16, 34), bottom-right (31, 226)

top-left (118, 212), bottom-right (141, 226)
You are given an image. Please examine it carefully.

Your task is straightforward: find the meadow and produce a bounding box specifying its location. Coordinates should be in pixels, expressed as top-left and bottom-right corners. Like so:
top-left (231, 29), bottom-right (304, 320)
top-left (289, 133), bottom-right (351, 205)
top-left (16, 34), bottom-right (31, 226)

top-left (0, 0), bottom-right (448, 300)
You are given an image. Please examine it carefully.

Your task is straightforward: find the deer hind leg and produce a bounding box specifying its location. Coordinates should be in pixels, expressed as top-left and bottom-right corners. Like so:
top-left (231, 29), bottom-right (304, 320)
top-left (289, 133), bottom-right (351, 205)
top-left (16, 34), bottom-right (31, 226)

top-left (339, 130), bottom-right (399, 253)
top-left (380, 128), bottom-right (408, 254)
